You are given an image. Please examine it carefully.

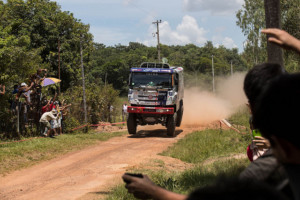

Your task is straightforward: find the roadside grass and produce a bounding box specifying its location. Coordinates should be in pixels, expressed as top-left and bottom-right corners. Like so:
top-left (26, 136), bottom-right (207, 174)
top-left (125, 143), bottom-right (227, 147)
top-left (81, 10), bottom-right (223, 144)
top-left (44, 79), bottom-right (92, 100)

top-left (106, 108), bottom-right (251, 199)
top-left (161, 129), bottom-right (250, 163)
top-left (106, 128), bottom-right (251, 200)
top-left (107, 158), bottom-right (249, 200)
top-left (228, 105), bottom-right (251, 131)
top-left (0, 130), bottom-right (127, 175)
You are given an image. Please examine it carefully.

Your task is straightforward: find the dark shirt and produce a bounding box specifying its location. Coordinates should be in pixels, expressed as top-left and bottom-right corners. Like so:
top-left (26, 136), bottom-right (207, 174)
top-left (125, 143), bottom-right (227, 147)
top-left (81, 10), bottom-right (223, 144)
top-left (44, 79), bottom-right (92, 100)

top-left (12, 89), bottom-right (18, 94)
top-left (284, 164), bottom-right (300, 200)
top-left (240, 149), bottom-right (293, 199)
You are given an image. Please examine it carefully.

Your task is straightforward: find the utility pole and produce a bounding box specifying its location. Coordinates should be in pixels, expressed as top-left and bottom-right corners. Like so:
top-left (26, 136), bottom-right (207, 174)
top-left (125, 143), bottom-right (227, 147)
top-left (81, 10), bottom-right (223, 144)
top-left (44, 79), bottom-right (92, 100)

top-left (80, 36), bottom-right (88, 132)
top-left (212, 55), bottom-right (215, 93)
top-left (231, 60), bottom-right (233, 76)
top-left (152, 19), bottom-right (162, 62)
top-left (58, 38), bottom-right (61, 94)
top-left (264, 0), bottom-right (283, 67)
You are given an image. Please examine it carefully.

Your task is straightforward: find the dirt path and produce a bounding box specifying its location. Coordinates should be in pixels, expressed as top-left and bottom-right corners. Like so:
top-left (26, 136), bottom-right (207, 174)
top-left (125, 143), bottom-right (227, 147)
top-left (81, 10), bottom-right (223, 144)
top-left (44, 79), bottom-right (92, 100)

top-left (0, 125), bottom-right (206, 200)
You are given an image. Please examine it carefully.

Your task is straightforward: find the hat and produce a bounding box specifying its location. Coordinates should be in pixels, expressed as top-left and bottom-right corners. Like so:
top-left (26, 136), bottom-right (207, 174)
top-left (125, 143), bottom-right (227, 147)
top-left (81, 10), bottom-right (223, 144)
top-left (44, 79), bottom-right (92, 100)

top-left (54, 101), bottom-right (59, 105)
top-left (51, 109), bottom-right (58, 114)
top-left (21, 83), bottom-right (27, 87)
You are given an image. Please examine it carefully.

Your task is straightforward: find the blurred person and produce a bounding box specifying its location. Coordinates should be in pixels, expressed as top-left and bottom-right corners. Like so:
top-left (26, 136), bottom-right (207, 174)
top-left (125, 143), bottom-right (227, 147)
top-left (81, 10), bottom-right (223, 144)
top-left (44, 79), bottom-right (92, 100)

top-left (261, 28), bottom-right (300, 54)
top-left (122, 102), bottom-right (128, 122)
top-left (12, 84), bottom-right (19, 94)
top-left (41, 93), bottom-right (57, 114)
top-left (243, 63), bottom-right (286, 161)
top-left (0, 84), bottom-right (5, 95)
top-left (10, 84), bottom-right (19, 113)
top-left (16, 82), bottom-right (34, 102)
top-left (58, 100), bottom-right (71, 134)
top-left (39, 109), bottom-right (58, 138)
top-left (187, 177), bottom-right (288, 200)
top-left (252, 73), bottom-right (300, 200)
top-left (32, 68), bottom-right (47, 84)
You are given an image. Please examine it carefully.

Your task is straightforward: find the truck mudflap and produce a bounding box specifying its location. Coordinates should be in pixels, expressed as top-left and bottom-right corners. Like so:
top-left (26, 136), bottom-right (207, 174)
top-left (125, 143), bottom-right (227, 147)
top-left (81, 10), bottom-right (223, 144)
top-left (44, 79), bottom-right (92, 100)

top-left (127, 106), bottom-right (174, 114)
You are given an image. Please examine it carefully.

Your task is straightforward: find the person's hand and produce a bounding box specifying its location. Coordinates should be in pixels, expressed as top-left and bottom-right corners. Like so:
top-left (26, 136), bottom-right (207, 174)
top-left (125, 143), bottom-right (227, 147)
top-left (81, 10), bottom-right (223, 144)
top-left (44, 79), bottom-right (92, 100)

top-left (253, 136), bottom-right (271, 150)
top-left (261, 28), bottom-right (300, 53)
top-left (122, 174), bottom-right (156, 199)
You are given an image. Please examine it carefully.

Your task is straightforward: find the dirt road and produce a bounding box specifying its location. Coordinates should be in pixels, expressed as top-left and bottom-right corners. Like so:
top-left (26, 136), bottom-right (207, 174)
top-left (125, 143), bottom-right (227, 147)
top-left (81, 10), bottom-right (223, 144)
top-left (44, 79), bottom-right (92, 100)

top-left (0, 125), bottom-right (206, 200)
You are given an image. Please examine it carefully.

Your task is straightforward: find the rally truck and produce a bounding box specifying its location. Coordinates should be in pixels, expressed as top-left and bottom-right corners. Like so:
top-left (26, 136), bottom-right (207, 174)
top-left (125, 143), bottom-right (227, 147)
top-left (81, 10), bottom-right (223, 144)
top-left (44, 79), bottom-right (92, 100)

top-left (127, 62), bottom-right (184, 136)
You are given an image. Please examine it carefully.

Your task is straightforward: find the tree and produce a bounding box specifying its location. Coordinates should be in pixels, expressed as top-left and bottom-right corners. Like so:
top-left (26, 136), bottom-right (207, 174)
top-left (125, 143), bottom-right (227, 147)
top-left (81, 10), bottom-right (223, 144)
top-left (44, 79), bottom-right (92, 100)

top-left (236, 0), bottom-right (266, 66)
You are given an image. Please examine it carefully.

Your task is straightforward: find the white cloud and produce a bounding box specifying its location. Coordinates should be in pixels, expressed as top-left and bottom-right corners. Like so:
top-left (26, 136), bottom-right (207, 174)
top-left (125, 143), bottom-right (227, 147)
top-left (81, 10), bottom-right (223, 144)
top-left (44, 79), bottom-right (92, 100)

top-left (183, 0), bottom-right (244, 15)
top-left (139, 15), bottom-right (207, 46)
top-left (212, 35), bottom-right (237, 49)
top-left (222, 37), bottom-right (237, 48)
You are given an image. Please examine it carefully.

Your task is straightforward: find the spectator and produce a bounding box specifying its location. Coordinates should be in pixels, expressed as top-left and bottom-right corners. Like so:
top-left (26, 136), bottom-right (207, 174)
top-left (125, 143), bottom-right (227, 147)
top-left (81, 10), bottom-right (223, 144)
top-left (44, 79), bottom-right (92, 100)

top-left (187, 177), bottom-right (288, 200)
top-left (0, 84), bottom-right (5, 95)
top-left (39, 109), bottom-right (58, 138)
top-left (41, 93), bottom-right (57, 114)
top-left (252, 73), bottom-right (300, 200)
top-left (32, 68), bottom-right (47, 84)
top-left (57, 100), bottom-right (71, 134)
top-left (261, 28), bottom-right (300, 54)
top-left (11, 84), bottom-right (19, 113)
top-left (41, 99), bottom-right (51, 114)
top-left (16, 82), bottom-right (34, 102)
top-left (12, 84), bottom-right (18, 95)
top-left (122, 102), bottom-right (128, 122)
top-left (243, 63), bottom-right (286, 161)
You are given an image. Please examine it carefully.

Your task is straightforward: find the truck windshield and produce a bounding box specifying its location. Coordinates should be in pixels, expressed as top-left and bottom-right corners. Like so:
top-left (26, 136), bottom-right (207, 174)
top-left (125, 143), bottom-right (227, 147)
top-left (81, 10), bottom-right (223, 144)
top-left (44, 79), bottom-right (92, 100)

top-left (130, 72), bottom-right (172, 88)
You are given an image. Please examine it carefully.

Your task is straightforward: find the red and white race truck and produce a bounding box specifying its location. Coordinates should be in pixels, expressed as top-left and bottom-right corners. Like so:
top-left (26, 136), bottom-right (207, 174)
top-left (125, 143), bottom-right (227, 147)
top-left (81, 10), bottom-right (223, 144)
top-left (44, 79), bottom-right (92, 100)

top-left (127, 62), bottom-right (184, 136)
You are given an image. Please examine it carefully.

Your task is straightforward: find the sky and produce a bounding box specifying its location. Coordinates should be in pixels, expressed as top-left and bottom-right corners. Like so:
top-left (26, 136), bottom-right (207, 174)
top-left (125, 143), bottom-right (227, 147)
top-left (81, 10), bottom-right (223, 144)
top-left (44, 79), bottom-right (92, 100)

top-left (53, 0), bottom-right (246, 52)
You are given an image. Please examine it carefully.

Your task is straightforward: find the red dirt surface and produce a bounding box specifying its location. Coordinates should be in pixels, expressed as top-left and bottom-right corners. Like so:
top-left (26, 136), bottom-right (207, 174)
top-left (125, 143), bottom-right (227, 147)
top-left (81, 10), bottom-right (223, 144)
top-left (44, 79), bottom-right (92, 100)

top-left (0, 125), bottom-right (208, 200)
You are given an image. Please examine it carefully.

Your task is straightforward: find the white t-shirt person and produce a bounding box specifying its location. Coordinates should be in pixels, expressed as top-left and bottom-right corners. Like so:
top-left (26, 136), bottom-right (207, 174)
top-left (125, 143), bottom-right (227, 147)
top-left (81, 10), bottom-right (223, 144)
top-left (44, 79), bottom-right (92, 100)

top-left (122, 104), bottom-right (128, 113)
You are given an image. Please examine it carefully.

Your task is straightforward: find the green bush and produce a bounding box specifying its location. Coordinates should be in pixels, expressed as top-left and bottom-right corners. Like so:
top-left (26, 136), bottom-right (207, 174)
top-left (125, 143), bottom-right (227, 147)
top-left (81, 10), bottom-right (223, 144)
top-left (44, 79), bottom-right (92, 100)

top-left (63, 116), bottom-right (80, 133)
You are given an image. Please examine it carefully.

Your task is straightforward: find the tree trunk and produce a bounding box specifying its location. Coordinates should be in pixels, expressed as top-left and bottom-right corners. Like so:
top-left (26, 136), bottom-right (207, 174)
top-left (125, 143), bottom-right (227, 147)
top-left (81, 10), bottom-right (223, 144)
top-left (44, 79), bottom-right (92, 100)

top-left (264, 0), bottom-right (284, 67)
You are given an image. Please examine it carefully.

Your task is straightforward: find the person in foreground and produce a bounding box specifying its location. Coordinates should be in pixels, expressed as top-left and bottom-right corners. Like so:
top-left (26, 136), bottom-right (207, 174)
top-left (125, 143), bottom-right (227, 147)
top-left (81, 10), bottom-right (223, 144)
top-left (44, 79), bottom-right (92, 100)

top-left (261, 28), bottom-right (300, 54)
top-left (252, 73), bottom-right (300, 200)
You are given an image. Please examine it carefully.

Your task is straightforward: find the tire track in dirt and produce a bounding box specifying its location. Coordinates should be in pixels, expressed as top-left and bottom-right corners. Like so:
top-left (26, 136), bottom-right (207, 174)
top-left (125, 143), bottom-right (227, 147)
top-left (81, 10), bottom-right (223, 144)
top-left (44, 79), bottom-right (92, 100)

top-left (0, 125), bottom-right (206, 200)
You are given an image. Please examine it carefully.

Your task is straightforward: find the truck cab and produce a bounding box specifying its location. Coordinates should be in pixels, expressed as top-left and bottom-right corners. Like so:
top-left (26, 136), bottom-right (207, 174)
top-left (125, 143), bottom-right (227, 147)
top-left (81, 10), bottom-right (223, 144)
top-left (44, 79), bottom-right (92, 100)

top-left (127, 62), bottom-right (184, 136)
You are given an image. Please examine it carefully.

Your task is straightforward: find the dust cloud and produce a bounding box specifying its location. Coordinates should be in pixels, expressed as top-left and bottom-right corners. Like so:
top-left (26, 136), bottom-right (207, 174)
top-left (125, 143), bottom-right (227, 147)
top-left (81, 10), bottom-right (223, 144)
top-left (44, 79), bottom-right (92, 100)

top-left (182, 72), bottom-right (247, 126)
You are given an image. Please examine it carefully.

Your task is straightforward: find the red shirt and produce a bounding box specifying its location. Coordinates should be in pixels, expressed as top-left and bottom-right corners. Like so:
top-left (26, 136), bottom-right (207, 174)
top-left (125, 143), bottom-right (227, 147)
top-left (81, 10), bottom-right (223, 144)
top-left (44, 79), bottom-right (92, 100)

top-left (42, 103), bottom-right (56, 114)
top-left (49, 103), bottom-right (56, 110)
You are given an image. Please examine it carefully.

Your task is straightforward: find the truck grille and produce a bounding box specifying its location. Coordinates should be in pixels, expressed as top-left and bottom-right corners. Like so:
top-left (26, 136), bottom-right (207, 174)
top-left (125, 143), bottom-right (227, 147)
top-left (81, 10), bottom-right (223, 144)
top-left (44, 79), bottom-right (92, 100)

top-left (135, 91), bottom-right (167, 106)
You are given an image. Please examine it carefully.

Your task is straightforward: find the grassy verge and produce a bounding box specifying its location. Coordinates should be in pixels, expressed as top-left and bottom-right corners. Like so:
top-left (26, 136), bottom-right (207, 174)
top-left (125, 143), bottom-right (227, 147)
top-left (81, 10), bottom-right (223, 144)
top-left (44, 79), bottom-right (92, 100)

top-left (107, 158), bottom-right (249, 200)
top-left (161, 129), bottom-right (250, 163)
top-left (106, 128), bottom-right (251, 200)
top-left (0, 130), bottom-right (127, 175)
top-left (228, 105), bottom-right (251, 132)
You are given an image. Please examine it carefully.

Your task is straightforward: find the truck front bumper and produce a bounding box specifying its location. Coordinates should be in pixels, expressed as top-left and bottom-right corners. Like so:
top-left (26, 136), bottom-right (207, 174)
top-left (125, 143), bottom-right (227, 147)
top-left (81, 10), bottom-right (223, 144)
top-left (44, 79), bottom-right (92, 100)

top-left (127, 106), bottom-right (174, 115)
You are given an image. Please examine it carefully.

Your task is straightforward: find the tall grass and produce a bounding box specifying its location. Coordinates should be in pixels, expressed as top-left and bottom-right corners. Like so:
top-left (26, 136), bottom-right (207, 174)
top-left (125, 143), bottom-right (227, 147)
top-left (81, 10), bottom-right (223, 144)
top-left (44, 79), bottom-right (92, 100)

top-left (161, 129), bottom-right (250, 163)
top-left (106, 158), bottom-right (249, 200)
top-left (106, 127), bottom-right (251, 199)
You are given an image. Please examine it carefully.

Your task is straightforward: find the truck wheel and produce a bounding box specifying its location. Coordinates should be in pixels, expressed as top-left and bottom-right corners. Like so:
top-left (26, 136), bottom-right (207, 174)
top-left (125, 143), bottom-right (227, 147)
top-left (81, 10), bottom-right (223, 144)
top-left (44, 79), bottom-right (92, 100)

top-left (176, 101), bottom-right (183, 127)
top-left (167, 113), bottom-right (176, 137)
top-left (127, 113), bottom-right (137, 135)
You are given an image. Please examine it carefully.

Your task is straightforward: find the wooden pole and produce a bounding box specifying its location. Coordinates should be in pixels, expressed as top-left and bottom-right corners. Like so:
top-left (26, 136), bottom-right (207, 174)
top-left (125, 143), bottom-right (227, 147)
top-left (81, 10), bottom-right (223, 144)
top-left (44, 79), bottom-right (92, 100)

top-left (80, 37), bottom-right (88, 132)
top-left (264, 0), bottom-right (284, 67)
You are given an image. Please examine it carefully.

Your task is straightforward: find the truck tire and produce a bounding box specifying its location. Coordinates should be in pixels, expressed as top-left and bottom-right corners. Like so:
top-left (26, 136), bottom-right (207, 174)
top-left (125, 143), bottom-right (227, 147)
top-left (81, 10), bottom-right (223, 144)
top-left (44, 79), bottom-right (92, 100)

top-left (176, 101), bottom-right (183, 127)
top-left (127, 113), bottom-right (137, 135)
top-left (167, 113), bottom-right (176, 137)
